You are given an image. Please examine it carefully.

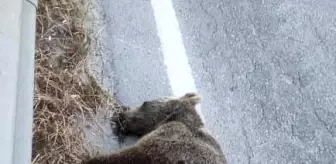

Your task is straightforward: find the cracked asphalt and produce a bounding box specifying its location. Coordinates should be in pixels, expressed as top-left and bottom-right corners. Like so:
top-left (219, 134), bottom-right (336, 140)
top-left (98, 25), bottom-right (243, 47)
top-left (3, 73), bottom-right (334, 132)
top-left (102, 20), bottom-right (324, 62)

top-left (96, 0), bottom-right (336, 163)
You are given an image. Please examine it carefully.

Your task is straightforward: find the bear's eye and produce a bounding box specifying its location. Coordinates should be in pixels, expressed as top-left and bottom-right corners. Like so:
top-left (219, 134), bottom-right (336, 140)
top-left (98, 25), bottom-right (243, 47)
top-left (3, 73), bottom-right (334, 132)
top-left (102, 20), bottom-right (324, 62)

top-left (131, 116), bottom-right (142, 122)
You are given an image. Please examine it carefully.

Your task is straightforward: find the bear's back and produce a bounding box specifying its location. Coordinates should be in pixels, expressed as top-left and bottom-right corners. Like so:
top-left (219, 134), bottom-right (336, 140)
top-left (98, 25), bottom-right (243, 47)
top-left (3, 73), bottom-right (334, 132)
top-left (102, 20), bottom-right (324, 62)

top-left (137, 121), bottom-right (227, 164)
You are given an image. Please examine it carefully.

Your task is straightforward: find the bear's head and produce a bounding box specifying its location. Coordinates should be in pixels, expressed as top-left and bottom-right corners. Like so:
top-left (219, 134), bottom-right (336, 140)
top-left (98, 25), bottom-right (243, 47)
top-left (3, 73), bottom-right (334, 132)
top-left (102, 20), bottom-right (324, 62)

top-left (113, 93), bottom-right (204, 136)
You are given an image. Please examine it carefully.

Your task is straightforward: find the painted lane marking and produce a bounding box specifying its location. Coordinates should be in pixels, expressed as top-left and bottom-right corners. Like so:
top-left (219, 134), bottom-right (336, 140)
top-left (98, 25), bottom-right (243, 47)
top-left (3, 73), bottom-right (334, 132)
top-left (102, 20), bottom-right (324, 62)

top-left (151, 0), bottom-right (205, 121)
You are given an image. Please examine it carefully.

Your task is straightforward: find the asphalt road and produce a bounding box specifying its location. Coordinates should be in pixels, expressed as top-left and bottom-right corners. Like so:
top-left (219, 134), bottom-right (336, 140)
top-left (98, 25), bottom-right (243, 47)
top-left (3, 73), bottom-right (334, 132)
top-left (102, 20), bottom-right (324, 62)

top-left (96, 0), bottom-right (336, 163)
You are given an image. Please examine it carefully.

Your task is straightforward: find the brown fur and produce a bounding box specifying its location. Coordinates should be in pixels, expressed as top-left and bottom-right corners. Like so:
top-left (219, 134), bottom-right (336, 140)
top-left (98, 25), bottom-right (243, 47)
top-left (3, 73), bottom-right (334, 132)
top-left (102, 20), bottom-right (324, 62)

top-left (83, 93), bottom-right (227, 164)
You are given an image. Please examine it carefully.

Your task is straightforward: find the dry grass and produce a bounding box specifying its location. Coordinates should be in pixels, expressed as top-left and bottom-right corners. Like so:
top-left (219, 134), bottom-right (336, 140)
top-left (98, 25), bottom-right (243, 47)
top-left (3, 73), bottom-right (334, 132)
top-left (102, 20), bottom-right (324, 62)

top-left (33, 0), bottom-right (115, 163)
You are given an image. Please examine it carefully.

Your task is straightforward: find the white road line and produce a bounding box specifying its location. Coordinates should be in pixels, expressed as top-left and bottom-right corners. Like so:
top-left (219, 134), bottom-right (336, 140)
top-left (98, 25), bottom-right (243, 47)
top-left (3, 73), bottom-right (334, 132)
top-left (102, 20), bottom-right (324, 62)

top-left (151, 0), bottom-right (205, 121)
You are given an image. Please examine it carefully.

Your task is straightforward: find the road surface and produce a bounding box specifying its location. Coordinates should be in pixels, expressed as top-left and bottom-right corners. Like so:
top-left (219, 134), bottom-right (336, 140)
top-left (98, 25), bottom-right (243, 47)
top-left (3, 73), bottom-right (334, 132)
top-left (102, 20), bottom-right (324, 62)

top-left (94, 0), bottom-right (336, 163)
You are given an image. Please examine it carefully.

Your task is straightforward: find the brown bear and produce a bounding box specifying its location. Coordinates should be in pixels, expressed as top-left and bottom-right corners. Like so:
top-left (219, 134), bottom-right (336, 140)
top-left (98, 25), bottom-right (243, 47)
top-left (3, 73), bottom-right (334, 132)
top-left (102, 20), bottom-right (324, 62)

top-left (83, 93), bottom-right (227, 164)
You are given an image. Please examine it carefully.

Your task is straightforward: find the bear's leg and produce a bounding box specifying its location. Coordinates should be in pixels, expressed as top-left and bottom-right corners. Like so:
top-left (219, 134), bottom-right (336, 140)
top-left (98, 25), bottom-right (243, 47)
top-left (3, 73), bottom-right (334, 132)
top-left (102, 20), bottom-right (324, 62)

top-left (83, 146), bottom-right (151, 164)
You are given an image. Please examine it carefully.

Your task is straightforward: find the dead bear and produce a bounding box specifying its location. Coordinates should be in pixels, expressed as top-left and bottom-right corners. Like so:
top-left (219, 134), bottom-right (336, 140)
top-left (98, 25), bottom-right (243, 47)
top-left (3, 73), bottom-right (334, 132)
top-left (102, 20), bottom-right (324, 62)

top-left (83, 93), bottom-right (227, 164)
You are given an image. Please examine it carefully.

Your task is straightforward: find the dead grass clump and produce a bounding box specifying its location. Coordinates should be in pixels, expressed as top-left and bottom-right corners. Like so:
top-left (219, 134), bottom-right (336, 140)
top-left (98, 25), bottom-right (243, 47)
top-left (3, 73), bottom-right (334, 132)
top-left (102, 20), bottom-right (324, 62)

top-left (33, 0), bottom-right (114, 163)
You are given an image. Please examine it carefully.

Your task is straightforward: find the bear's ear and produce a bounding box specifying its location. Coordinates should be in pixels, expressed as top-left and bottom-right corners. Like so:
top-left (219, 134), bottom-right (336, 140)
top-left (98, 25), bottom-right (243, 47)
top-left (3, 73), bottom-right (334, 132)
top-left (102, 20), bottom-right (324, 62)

top-left (181, 92), bottom-right (201, 105)
top-left (142, 101), bottom-right (150, 107)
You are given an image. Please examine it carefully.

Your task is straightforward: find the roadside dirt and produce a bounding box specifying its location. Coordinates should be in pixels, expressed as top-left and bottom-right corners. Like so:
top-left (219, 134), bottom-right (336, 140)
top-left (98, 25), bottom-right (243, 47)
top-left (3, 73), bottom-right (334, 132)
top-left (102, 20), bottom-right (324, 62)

top-left (33, 0), bottom-right (119, 163)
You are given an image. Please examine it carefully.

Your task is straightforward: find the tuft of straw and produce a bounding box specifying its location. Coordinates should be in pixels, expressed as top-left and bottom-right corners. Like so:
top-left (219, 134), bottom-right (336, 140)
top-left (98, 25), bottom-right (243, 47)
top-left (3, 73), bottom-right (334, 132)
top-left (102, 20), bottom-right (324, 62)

top-left (33, 0), bottom-right (115, 163)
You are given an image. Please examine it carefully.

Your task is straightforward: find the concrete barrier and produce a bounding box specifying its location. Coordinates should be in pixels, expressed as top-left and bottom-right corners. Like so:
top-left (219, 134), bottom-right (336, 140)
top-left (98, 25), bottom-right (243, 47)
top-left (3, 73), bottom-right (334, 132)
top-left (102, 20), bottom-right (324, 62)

top-left (0, 0), bottom-right (36, 163)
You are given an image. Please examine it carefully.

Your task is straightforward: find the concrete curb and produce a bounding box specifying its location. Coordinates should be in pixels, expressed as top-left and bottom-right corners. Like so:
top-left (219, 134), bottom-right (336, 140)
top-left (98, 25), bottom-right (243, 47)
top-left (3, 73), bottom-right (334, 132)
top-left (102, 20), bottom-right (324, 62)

top-left (13, 1), bottom-right (37, 164)
top-left (0, 0), bottom-right (36, 163)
